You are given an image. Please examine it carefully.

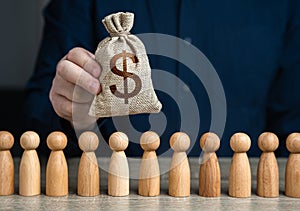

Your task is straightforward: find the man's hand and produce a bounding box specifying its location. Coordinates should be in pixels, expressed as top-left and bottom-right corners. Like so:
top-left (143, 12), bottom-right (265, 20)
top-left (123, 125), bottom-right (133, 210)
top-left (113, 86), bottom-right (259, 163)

top-left (49, 47), bottom-right (101, 128)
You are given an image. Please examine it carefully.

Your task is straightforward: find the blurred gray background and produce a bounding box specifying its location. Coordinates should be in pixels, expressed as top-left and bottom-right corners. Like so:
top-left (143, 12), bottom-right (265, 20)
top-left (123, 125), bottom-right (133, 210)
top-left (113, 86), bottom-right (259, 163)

top-left (0, 0), bottom-right (49, 88)
top-left (0, 0), bottom-right (50, 153)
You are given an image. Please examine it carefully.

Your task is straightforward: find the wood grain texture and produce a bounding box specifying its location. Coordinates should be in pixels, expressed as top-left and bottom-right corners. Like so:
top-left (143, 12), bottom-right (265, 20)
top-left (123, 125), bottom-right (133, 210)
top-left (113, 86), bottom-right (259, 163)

top-left (0, 151), bottom-right (14, 195)
top-left (229, 153), bottom-right (251, 197)
top-left (138, 151), bottom-right (160, 196)
top-left (46, 151), bottom-right (68, 196)
top-left (168, 132), bottom-right (190, 197)
top-left (199, 132), bottom-right (221, 197)
top-left (77, 152), bottom-right (99, 196)
top-left (256, 133), bottom-right (279, 197)
top-left (108, 151), bottom-right (129, 196)
top-left (0, 157), bottom-right (299, 210)
top-left (108, 131), bottom-right (129, 196)
top-left (285, 132), bottom-right (300, 198)
top-left (257, 152), bottom-right (278, 197)
top-left (199, 153), bottom-right (220, 197)
top-left (285, 154), bottom-right (300, 197)
top-left (19, 131), bottom-right (40, 196)
top-left (0, 131), bottom-right (14, 196)
top-left (138, 131), bottom-right (160, 196)
top-left (19, 150), bottom-right (40, 196)
top-left (229, 133), bottom-right (251, 198)
top-left (169, 152), bottom-right (190, 197)
top-left (46, 132), bottom-right (68, 197)
top-left (77, 131), bottom-right (99, 197)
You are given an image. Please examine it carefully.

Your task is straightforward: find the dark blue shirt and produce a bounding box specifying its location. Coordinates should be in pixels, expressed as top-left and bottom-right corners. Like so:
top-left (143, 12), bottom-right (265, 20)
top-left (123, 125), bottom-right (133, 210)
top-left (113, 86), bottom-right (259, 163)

top-left (23, 0), bottom-right (300, 157)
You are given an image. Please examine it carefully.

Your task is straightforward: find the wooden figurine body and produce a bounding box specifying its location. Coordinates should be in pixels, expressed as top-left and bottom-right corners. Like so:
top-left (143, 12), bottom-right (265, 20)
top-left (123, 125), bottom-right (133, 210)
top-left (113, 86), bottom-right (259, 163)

top-left (257, 132), bottom-right (279, 197)
top-left (199, 132), bottom-right (221, 197)
top-left (0, 131), bottom-right (14, 196)
top-left (46, 132), bottom-right (68, 197)
top-left (139, 131), bottom-right (160, 196)
top-left (285, 133), bottom-right (300, 197)
top-left (19, 131), bottom-right (41, 196)
top-left (229, 133), bottom-right (251, 198)
top-left (77, 131), bottom-right (99, 197)
top-left (169, 132), bottom-right (190, 197)
top-left (108, 132), bottom-right (129, 196)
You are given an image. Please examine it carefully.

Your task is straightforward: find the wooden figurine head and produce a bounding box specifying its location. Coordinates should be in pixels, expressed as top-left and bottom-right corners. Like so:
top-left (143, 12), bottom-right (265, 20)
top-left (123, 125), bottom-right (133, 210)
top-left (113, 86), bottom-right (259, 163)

top-left (20, 131), bottom-right (40, 150)
top-left (170, 132), bottom-right (190, 152)
top-left (258, 132), bottom-right (278, 152)
top-left (230, 132), bottom-right (251, 153)
top-left (78, 131), bottom-right (99, 152)
top-left (140, 131), bottom-right (160, 151)
top-left (47, 131), bottom-right (67, 151)
top-left (286, 133), bottom-right (300, 153)
top-left (200, 132), bottom-right (220, 153)
top-left (0, 131), bottom-right (14, 150)
top-left (109, 132), bottom-right (128, 152)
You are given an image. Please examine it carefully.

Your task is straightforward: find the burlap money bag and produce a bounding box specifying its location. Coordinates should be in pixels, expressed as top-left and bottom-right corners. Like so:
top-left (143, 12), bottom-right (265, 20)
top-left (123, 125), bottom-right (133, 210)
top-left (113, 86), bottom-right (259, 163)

top-left (89, 12), bottom-right (162, 118)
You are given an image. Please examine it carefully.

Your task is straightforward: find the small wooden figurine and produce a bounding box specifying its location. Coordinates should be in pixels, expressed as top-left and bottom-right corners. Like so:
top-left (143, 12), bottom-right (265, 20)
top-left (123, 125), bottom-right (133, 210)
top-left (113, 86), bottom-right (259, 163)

top-left (108, 132), bottom-right (129, 196)
top-left (169, 132), bottom-right (190, 197)
top-left (285, 133), bottom-right (300, 198)
top-left (199, 132), bottom-right (221, 197)
top-left (257, 132), bottom-right (279, 197)
top-left (138, 131), bottom-right (160, 196)
top-left (46, 131), bottom-right (68, 197)
top-left (19, 131), bottom-right (41, 196)
top-left (229, 132), bottom-right (251, 198)
top-left (77, 131), bottom-right (100, 196)
top-left (0, 131), bottom-right (14, 196)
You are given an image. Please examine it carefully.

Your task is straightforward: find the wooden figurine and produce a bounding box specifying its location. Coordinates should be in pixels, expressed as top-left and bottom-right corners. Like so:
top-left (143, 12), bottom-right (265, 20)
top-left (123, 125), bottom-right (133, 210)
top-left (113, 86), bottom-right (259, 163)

top-left (169, 132), bottom-right (190, 197)
top-left (19, 131), bottom-right (41, 196)
top-left (46, 131), bottom-right (68, 197)
top-left (199, 132), bottom-right (221, 197)
top-left (285, 132), bottom-right (300, 198)
top-left (138, 131), bottom-right (160, 196)
top-left (108, 132), bottom-right (129, 196)
top-left (0, 131), bottom-right (14, 196)
top-left (77, 131), bottom-right (99, 196)
top-left (257, 132), bottom-right (279, 197)
top-left (229, 132), bottom-right (251, 198)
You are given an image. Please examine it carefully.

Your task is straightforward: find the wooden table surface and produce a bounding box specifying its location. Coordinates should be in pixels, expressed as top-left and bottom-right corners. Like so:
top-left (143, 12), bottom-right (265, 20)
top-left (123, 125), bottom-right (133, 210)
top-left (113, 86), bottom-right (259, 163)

top-left (1, 157), bottom-right (300, 211)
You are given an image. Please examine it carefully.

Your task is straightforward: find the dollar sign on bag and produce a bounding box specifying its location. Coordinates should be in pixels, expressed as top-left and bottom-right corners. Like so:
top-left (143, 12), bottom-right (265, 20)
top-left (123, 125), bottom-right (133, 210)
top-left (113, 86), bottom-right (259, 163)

top-left (109, 50), bottom-right (142, 104)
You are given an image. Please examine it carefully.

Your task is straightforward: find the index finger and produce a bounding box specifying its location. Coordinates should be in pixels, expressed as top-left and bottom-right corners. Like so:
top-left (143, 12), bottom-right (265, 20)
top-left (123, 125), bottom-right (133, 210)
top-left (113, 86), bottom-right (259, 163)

top-left (56, 59), bottom-right (101, 95)
top-left (66, 47), bottom-right (101, 78)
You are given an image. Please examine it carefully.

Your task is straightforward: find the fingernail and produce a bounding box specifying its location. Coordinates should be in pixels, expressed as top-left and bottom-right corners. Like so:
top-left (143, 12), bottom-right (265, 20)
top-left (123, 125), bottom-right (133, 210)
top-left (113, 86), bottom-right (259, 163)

top-left (90, 81), bottom-right (100, 94)
top-left (91, 64), bottom-right (101, 77)
top-left (97, 84), bottom-right (102, 94)
top-left (85, 59), bottom-right (101, 78)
